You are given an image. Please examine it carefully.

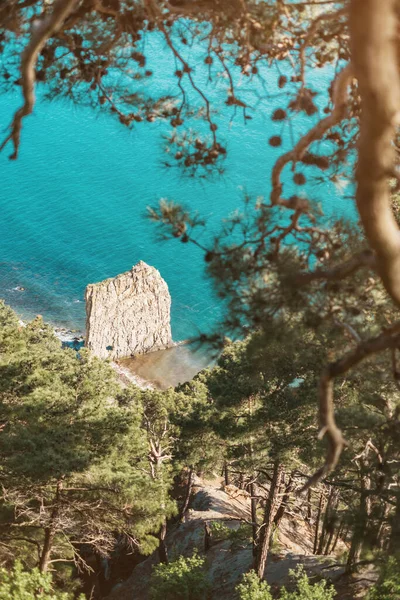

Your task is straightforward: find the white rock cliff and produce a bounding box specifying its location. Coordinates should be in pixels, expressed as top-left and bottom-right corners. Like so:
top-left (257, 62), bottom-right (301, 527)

top-left (85, 261), bottom-right (173, 359)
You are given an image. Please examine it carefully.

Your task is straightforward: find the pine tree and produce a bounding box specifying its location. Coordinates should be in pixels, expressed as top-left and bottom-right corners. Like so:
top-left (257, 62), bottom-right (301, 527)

top-left (0, 301), bottom-right (173, 574)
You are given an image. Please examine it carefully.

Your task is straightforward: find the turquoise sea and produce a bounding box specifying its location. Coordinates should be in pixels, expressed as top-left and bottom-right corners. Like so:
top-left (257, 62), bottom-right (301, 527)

top-left (0, 34), bottom-right (354, 357)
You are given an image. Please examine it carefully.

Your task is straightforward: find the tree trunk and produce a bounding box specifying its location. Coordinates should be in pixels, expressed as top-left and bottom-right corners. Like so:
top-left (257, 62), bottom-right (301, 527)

top-left (389, 491), bottom-right (400, 556)
top-left (204, 521), bottom-right (212, 552)
top-left (323, 491), bottom-right (339, 555)
top-left (306, 488), bottom-right (313, 523)
top-left (324, 525), bottom-right (336, 555)
top-left (250, 480), bottom-right (258, 556)
top-left (371, 499), bottom-right (390, 550)
top-left (350, 0), bottom-right (400, 306)
top-left (317, 489), bottom-right (333, 554)
top-left (223, 462), bottom-right (230, 486)
top-left (346, 476), bottom-right (370, 573)
top-left (331, 520), bottom-right (344, 554)
top-left (313, 491), bottom-right (325, 555)
top-left (254, 460), bottom-right (283, 579)
top-left (158, 519), bottom-right (168, 564)
top-left (274, 473), bottom-right (294, 529)
top-left (179, 467), bottom-right (194, 521)
top-left (39, 480), bottom-right (62, 572)
top-left (39, 527), bottom-right (55, 573)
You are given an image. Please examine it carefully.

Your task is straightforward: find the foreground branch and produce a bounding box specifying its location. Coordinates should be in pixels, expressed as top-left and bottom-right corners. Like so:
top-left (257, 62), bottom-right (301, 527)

top-left (299, 7), bottom-right (347, 87)
top-left (0, 0), bottom-right (80, 159)
top-left (350, 0), bottom-right (400, 306)
top-left (293, 250), bottom-right (376, 285)
top-left (270, 63), bottom-right (353, 208)
top-left (301, 322), bottom-right (400, 491)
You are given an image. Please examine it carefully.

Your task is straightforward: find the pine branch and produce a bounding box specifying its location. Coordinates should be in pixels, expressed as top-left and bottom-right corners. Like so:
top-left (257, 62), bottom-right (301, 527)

top-left (0, 0), bottom-right (80, 159)
top-left (301, 322), bottom-right (400, 491)
top-left (270, 63), bottom-right (353, 209)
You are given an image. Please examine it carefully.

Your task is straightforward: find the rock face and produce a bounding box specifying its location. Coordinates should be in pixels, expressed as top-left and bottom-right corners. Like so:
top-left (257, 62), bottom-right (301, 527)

top-left (85, 261), bottom-right (173, 360)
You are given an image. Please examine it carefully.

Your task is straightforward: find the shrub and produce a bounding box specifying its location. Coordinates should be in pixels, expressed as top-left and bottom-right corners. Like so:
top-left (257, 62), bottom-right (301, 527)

top-left (367, 558), bottom-right (400, 600)
top-left (0, 561), bottom-right (83, 600)
top-left (236, 571), bottom-right (273, 600)
top-left (149, 553), bottom-right (209, 600)
top-left (280, 566), bottom-right (336, 600)
top-left (236, 566), bottom-right (336, 600)
top-left (208, 521), bottom-right (252, 550)
top-left (209, 521), bottom-right (230, 542)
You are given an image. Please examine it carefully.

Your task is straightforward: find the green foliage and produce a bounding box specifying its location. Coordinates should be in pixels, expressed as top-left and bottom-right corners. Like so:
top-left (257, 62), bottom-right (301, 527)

top-left (0, 301), bottom-right (174, 569)
top-left (208, 521), bottom-right (252, 550)
top-left (367, 558), bottom-right (400, 600)
top-left (228, 523), bottom-right (253, 550)
top-left (208, 521), bottom-right (231, 541)
top-left (236, 568), bottom-right (336, 600)
top-left (279, 567), bottom-right (336, 600)
top-left (149, 553), bottom-right (209, 600)
top-left (236, 571), bottom-right (273, 600)
top-left (0, 561), bottom-right (84, 600)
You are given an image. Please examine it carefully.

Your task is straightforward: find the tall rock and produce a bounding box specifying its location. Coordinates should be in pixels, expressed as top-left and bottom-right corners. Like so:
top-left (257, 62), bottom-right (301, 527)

top-left (85, 261), bottom-right (173, 359)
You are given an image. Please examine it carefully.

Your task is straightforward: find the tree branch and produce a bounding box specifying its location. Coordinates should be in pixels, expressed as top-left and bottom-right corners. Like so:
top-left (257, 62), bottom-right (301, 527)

top-left (299, 7), bottom-right (347, 87)
top-left (350, 0), bottom-right (400, 306)
top-left (301, 322), bottom-right (400, 491)
top-left (270, 63), bottom-right (353, 209)
top-left (0, 0), bottom-right (80, 159)
top-left (293, 250), bottom-right (376, 285)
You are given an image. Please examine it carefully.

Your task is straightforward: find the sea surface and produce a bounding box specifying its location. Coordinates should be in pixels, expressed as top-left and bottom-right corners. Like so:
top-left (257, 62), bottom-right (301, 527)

top-left (0, 34), bottom-right (355, 383)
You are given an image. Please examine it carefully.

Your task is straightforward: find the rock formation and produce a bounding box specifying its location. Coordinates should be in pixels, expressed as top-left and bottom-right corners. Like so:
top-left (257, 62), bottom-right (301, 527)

top-left (85, 261), bottom-right (173, 359)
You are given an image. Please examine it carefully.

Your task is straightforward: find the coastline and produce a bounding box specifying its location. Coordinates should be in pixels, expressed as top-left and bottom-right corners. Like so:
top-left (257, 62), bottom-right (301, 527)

top-left (13, 308), bottom-right (212, 391)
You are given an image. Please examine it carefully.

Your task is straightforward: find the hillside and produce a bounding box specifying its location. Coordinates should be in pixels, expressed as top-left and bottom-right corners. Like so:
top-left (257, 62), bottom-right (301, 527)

top-left (106, 478), bottom-right (373, 600)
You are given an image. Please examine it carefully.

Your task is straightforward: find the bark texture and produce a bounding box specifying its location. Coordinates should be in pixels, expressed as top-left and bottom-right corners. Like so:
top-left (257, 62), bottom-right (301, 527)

top-left (85, 261), bottom-right (173, 359)
top-left (350, 0), bottom-right (400, 306)
top-left (254, 460), bottom-right (283, 579)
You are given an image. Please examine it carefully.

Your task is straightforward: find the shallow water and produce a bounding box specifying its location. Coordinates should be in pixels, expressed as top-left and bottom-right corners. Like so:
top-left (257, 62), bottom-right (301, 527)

top-left (0, 35), bottom-right (355, 383)
top-left (119, 343), bottom-right (213, 390)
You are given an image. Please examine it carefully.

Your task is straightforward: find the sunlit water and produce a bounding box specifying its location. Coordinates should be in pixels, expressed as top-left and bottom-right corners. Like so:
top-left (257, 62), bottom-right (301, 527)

top-left (0, 34), bottom-right (355, 385)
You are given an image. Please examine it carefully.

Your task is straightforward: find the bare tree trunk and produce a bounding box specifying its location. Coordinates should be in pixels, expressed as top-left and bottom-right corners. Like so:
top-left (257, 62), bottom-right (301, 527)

top-left (317, 488), bottom-right (334, 555)
top-left (158, 519), bottom-right (168, 564)
top-left (274, 472), bottom-right (294, 529)
top-left (342, 525), bottom-right (350, 544)
top-left (324, 523), bottom-right (336, 555)
top-left (389, 491), bottom-right (400, 556)
top-left (306, 488), bottom-right (313, 523)
top-left (313, 491), bottom-right (325, 555)
top-left (350, 0), bottom-right (400, 306)
top-left (250, 480), bottom-right (258, 557)
top-left (204, 521), bottom-right (212, 552)
top-left (372, 500), bottom-right (390, 549)
top-left (39, 480), bottom-right (62, 572)
top-left (323, 491), bottom-right (339, 555)
top-left (254, 460), bottom-right (283, 579)
top-left (179, 467), bottom-right (194, 521)
top-left (223, 462), bottom-right (230, 486)
top-left (346, 476), bottom-right (370, 573)
top-left (39, 527), bottom-right (56, 573)
top-left (331, 520), bottom-right (344, 554)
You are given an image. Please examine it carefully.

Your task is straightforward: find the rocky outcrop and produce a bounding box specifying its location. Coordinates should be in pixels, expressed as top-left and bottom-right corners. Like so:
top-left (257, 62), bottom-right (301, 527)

top-left (106, 478), bottom-right (347, 600)
top-left (85, 261), bottom-right (173, 360)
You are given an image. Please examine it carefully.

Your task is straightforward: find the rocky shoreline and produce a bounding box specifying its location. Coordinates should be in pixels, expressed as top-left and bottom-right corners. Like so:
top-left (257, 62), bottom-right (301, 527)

top-left (53, 326), bottom-right (85, 344)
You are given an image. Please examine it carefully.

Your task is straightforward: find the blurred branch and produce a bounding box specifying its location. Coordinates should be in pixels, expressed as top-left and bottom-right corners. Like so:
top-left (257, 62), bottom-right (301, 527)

top-left (271, 63), bottom-right (353, 209)
top-left (350, 0), bottom-right (400, 306)
top-left (293, 250), bottom-right (376, 284)
top-left (299, 6), bottom-right (347, 87)
top-left (0, 0), bottom-right (80, 159)
top-left (301, 321), bottom-right (400, 491)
